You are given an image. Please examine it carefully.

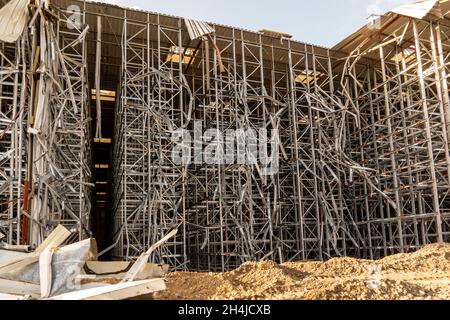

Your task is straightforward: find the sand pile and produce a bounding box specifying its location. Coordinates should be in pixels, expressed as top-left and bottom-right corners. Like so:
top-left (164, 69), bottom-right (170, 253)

top-left (155, 243), bottom-right (450, 300)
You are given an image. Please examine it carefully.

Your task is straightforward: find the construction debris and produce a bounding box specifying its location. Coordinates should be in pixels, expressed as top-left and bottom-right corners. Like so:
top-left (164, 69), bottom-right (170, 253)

top-left (0, 225), bottom-right (169, 300)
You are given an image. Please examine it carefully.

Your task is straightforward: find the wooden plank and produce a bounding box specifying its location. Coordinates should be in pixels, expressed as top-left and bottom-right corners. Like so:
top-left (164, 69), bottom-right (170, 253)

top-left (85, 261), bottom-right (131, 275)
top-left (84, 261), bottom-right (169, 278)
top-left (81, 263), bottom-right (169, 283)
top-left (39, 248), bottom-right (54, 298)
top-left (46, 279), bottom-right (166, 300)
top-left (36, 224), bottom-right (71, 253)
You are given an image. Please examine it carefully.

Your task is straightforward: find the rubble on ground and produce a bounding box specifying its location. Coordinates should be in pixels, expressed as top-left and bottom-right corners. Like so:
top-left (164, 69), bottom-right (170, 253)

top-left (0, 225), bottom-right (173, 300)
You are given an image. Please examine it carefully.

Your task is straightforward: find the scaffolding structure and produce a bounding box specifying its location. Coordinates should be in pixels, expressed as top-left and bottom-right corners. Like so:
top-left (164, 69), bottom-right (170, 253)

top-left (112, 12), bottom-right (189, 267)
top-left (0, 1), bottom-right (93, 246)
top-left (0, 0), bottom-right (449, 273)
top-left (0, 34), bottom-right (28, 245)
top-left (341, 17), bottom-right (450, 258)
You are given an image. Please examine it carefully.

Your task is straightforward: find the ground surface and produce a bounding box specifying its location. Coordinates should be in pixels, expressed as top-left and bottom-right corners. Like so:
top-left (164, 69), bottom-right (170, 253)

top-left (154, 243), bottom-right (450, 300)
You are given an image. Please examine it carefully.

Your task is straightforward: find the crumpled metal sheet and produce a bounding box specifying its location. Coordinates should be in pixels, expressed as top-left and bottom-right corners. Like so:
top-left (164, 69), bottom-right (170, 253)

top-left (0, 0), bottom-right (30, 43)
top-left (184, 18), bottom-right (215, 40)
top-left (1, 239), bottom-right (97, 297)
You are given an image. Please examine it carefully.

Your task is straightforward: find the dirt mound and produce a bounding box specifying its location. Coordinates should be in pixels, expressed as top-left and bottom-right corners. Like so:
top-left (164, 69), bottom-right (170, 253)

top-left (157, 272), bottom-right (222, 300)
top-left (381, 243), bottom-right (450, 273)
top-left (155, 244), bottom-right (450, 300)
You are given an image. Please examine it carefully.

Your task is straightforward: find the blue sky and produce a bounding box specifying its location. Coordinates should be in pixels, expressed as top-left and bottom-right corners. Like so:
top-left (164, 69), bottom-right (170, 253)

top-left (99, 0), bottom-right (413, 47)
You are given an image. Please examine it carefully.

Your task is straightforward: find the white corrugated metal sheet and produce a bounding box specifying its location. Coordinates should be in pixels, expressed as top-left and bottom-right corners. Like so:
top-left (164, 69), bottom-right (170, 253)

top-left (333, 0), bottom-right (450, 54)
top-left (0, 0), bottom-right (30, 42)
top-left (391, 0), bottom-right (439, 19)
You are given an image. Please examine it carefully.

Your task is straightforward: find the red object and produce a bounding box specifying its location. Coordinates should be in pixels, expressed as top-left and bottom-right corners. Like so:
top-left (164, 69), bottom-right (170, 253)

top-left (21, 180), bottom-right (29, 245)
